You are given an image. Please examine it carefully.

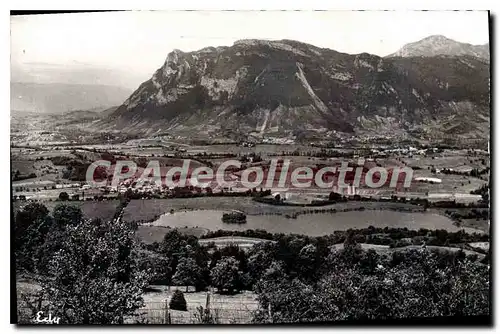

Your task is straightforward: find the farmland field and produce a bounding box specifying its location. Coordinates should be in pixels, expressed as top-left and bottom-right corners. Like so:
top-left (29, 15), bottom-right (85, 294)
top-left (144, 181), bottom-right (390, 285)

top-left (188, 144), bottom-right (314, 154)
top-left (459, 218), bottom-right (489, 233)
top-left (434, 207), bottom-right (490, 233)
top-left (411, 172), bottom-right (488, 194)
top-left (135, 285), bottom-right (258, 324)
top-left (404, 152), bottom-right (489, 171)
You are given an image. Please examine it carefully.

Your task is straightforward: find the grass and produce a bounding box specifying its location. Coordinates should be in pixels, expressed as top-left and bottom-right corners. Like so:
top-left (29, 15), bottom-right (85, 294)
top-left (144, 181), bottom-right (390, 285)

top-left (433, 208), bottom-right (490, 234)
top-left (468, 242), bottom-right (489, 251)
top-left (198, 236), bottom-right (275, 250)
top-left (411, 173), bottom-right (487, 194)
top-left (16, 278), bottom-right (258, 324)
top-left (135, 286), bottom-right (259, 324)
top-left (136, 225), bottom-right (209, 244)
top-left (458, 218), bottom-right (489, 233)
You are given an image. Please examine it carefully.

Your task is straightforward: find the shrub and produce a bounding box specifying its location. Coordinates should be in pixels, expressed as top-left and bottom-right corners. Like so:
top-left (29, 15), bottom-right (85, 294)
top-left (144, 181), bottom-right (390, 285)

top-left (58, 191), bottom-right (70, 201)
top-left (169, 290), bottom-right (187, 311)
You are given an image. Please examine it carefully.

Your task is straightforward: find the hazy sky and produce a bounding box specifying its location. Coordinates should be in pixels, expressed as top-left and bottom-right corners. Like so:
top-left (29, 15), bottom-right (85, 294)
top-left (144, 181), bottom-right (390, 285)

top-left (11, 10), bottom-right (490, 81)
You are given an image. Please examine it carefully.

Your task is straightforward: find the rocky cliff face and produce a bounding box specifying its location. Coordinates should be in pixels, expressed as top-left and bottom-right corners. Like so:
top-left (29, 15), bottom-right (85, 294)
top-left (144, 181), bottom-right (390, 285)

top-left (386, 35), bottom-right (489, 60)
top-left (109, 39), bottom-right (490, 140)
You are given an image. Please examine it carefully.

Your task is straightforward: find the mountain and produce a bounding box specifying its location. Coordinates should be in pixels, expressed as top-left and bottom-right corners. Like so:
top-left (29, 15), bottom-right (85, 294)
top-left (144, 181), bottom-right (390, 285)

top-left (108, 39), bottom-right (490, 140)
top-left (386, 35), bottom-right (489, 60)
top-left (11, 82), bottom-right (131, 114)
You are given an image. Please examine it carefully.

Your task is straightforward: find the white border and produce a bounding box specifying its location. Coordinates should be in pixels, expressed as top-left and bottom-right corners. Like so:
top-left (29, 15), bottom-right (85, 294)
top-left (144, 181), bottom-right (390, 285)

top-left (2, 1), bottom-right (497, 333)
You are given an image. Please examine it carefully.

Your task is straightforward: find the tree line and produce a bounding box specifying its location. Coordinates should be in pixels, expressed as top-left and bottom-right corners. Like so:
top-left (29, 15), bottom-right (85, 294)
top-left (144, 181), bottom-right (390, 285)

top-left (15, 202), bottom-right (490, 324)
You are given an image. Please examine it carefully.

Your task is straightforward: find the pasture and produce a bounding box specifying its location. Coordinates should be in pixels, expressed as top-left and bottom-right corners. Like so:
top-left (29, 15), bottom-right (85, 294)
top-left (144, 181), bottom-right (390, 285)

top-left (136, 286), bottom-right (258, 324)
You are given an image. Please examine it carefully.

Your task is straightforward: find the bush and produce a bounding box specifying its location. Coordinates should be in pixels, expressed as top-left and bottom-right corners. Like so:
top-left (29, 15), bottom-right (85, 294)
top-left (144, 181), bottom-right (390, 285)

top-left (58, 191), bottom-right (70, 201)
top-left (169, 290), bottom-right (187, 311)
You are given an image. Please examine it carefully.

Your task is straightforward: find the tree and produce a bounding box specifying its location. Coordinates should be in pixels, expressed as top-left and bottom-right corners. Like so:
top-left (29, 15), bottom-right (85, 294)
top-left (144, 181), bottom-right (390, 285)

top-left (15, 203), bottom-right (51, 271)
top-left (247, 242), bottom-right (276, 284)
top-left (52, 204), bottom-right (83, 227)
top-left (253, 262), bottom-right (327, 323)
top-left (210, 256), bottom-right (241, 294)
top-left (137, 251), bottom-right (171, 285)
top-left (342, 231), bottom-right (364, 265)
top-left (253, 248), bottom-right (489, 323)
top-left (160, 229), bottom-right (186, 257)
top-left (169, 290), bottom-right (187, 311)
top-left (17, 216), bottom-right (54, 272)
top-left (39, 219), bottom-right (150, 324)
top-left (158, 229), bottom-right (206, 287)
top-left (58, 191), bottom-right (70, 201)
top-left (15, 202), bottom-right (49, 233)
top-left (172, 257), bottom-right (203, 292)
top-left (297, 244), bottom-right (318, 280)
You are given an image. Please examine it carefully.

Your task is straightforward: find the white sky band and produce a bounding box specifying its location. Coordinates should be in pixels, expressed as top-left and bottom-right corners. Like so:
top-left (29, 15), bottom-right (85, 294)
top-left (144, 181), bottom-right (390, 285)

top-left (11, 11), bottom-right (489, 84)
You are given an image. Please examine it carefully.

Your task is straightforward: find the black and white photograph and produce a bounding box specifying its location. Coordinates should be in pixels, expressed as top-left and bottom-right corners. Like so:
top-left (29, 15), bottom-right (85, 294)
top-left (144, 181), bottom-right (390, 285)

top-left (10, 9), bottom-right (491, 326)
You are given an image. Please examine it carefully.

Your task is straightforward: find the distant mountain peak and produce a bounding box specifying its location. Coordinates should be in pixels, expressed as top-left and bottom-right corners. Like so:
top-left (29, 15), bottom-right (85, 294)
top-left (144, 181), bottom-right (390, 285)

top-left (387, 35), bottom-right (489, 60)
top-left (423, 34), bottom-right (450, 41)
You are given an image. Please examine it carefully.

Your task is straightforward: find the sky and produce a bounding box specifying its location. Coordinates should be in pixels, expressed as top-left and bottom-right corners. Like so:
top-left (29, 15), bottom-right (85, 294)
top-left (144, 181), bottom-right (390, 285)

top-left (11, 10), bottom-right (490, 84)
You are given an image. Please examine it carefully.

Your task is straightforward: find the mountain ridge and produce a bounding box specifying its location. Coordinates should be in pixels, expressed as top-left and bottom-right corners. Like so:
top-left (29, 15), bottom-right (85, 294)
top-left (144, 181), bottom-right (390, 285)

top-left (107, 38), bottom-right (490, 140)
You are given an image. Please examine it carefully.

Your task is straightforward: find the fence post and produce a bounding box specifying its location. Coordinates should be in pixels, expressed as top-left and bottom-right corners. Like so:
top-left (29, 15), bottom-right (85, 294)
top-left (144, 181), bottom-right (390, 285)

top-left (164, 298), bottom-right (169, 324)
top-left (206, 291), bottom-right (211, 310)
top-left (206, 291), bottom-right (211, 321)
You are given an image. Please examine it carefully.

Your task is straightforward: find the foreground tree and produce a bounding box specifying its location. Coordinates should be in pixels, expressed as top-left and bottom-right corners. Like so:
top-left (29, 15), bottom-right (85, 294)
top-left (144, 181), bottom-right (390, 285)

top-left (297, 244), bottom-right (318, 280)
top-left (52, 204), bottom-right (83, 227)
top-left (171, 257), bottom-right (203, 292)
top-left (39, 219), bottom-right (150, 324)
top-left (15, 203), bottom-right (51, 271)
top-left (137, 250), bottom-right (171, 285)
top-left (158, 229), bottom-right (208, 288)
top-left (15, 202), bottom-right (49, 242)
top-left (253, 248), bottom-right (490, 323)
top-left (246, 242), bottom-right (277, 285)
top-left (210, 256), bottom-right (241, 294)
top-left (253, 261), bottom-right (332, 323)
